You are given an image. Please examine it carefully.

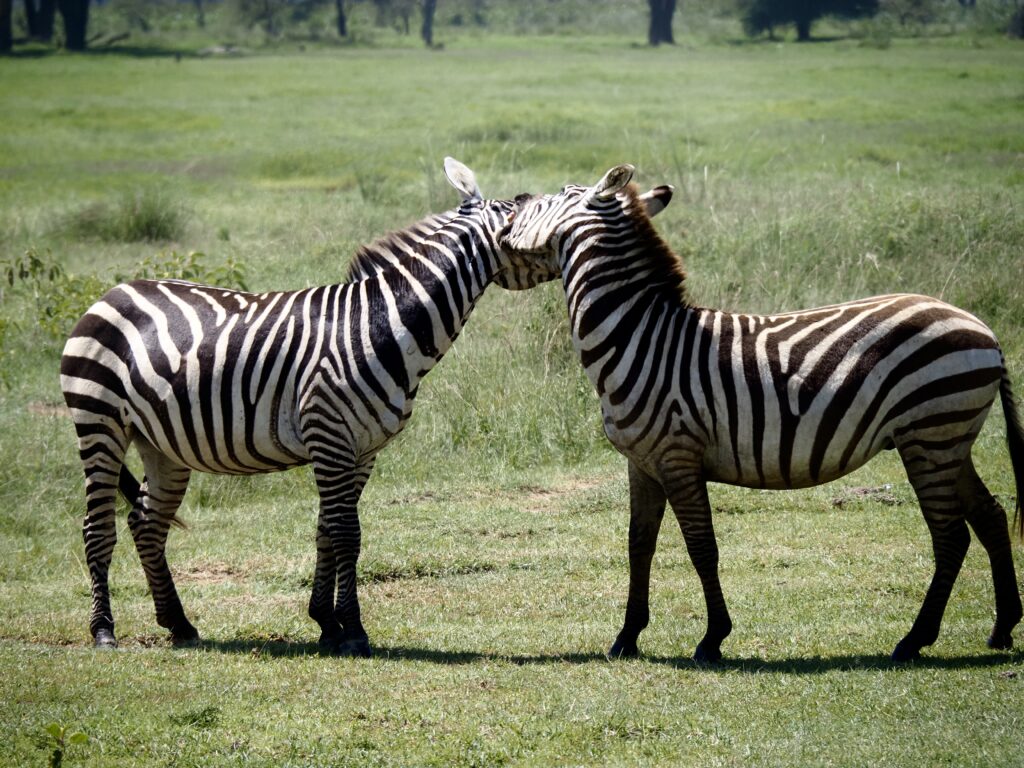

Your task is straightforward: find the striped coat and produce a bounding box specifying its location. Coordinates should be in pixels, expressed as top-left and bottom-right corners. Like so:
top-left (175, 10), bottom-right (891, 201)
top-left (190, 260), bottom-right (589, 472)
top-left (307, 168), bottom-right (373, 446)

top-left (61, 159), bottom-right (557, 654)
top-left (501, 165), bottom-right (1024, 662)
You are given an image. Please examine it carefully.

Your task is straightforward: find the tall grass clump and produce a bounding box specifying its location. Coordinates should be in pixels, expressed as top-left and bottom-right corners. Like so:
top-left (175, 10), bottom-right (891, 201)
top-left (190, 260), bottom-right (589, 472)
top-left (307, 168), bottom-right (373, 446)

top-left (57, 189), bottom-right (188, 243)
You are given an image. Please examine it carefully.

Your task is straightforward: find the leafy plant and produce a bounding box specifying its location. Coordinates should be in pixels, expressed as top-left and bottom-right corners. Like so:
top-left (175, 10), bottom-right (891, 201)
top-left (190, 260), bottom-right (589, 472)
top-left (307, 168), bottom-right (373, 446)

top-left (39, 722), bottom-right (92, 768)
top-left (135, 250), bottom-right (249, 291)
top-left (59, 190), bottom-right (188, 244)
top-left (0, 248), bottom-right (248, 346)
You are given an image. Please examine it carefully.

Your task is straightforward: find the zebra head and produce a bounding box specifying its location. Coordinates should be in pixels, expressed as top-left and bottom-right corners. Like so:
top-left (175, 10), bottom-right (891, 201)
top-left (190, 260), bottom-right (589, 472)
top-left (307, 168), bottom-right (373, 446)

top-left (442, 157), bottom-right (561, 291)
top-left (500, 164), bottom-right (674, 271)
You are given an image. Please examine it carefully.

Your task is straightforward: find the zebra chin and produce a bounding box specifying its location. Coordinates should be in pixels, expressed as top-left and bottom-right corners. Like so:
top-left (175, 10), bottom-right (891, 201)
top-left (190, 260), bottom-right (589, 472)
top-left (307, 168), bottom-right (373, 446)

top-left (492, 264), bottom-right (558, 291)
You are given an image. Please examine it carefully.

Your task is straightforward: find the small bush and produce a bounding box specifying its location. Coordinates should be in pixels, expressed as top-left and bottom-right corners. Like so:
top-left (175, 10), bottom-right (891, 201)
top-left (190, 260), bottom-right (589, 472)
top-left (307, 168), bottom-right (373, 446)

top-left (59, 190), bottom-right (187, 243)
top-left (0, 248), bottom-right (247, 346)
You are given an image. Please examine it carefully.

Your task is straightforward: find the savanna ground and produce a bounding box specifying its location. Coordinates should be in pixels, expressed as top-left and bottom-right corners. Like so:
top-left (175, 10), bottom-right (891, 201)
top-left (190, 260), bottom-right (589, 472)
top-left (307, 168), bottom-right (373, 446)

top-left (2, 25), bottom-right (1024, 767)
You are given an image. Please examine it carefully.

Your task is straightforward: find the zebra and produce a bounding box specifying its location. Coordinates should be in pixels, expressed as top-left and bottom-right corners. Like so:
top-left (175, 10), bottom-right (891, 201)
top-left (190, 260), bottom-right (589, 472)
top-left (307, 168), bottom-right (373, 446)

top-left (500, 164), bottom-right (1024, 662)
top-left (60, 158), bottom-right (558, 656)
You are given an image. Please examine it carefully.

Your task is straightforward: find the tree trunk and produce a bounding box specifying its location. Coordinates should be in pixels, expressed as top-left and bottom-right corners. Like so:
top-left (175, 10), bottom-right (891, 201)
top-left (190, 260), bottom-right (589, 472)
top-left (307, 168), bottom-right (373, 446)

top-left (1, 0), bottom-right (12, 54)
top-left (335, 0), bottom-right (346, 36)
top-left (648, 0), bottom-right (677, 45)
top-left (58, 0), bottom-right (90, 50)
top-left (194, 0), bottom-right (205, 28)
top-left (37, 0), bottom-right (57, 40)
top-left (795, 15), bottom-right (812, 41)
top-left (421, 0), bottom-right (436, 46)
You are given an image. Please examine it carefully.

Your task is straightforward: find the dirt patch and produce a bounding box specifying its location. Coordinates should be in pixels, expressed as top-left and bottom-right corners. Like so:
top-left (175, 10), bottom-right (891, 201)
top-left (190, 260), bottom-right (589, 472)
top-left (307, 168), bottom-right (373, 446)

top-left (179, 561), bottom-right (242, 584)
top-left (508, 476), bottom-right (609, 513)
top-left (831, 484), bottom-right (902, 508)
top-left (27, 401), bottom-right (70, 418)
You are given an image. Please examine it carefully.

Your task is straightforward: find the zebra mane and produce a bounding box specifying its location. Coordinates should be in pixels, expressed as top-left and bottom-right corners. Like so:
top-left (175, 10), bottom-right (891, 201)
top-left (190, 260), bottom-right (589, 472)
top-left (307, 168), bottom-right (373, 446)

top-left (344, 209), bottom-right (454, 282)
top-left (620, 184), bottom-right (691, 306)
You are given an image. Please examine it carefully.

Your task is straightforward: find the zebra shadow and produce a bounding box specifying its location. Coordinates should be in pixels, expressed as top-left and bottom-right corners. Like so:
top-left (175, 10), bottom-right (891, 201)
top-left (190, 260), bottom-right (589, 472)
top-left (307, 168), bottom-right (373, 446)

top-left (198, 639), bottom-right (1021, 673)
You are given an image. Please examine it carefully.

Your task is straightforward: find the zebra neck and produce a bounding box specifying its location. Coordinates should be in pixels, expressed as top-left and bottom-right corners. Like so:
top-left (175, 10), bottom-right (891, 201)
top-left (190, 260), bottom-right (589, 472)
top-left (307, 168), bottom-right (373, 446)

top-left (564, 260), bottom-right (688, 400)
top-left (372, 231), bottom-right (499, 375)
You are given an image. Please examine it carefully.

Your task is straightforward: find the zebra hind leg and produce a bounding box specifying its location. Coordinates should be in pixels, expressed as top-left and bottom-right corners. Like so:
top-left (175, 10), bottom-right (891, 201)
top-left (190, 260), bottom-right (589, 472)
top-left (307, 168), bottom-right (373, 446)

top-left (71, 413), bottom-right (131, 648)
top-left (127, 442), bottom-right (198, 646)
top-left (959, 461), bottom-right (1022, 650)
top-left (608, 461), bottom-right (666, 659)
top-left (892, 457), bottom-right (971, 661)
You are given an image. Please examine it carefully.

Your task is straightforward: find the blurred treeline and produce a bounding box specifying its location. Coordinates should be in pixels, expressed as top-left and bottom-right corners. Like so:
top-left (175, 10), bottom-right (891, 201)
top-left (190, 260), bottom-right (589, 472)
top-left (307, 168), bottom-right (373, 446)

top-left (3, 0), bottom-right (1022, 55)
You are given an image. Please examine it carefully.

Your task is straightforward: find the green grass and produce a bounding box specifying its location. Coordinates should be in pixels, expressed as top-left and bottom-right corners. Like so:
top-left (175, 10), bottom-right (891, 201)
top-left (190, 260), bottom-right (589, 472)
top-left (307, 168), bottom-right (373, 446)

top-left (1, 31), bottom-right (1023, 767)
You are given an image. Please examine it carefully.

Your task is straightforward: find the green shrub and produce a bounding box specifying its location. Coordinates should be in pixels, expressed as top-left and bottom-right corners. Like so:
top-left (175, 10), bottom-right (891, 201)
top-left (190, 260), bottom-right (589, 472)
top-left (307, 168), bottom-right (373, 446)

top-left (58, 190), bottom-right (188, 243)
top-left (0, 248), bottom-right (247, 347)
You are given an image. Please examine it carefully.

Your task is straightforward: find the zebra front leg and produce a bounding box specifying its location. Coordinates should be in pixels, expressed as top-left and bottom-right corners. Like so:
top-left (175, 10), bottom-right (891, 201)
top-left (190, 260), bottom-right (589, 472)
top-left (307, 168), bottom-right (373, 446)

top-left (609, 461), bottom-right (666, 659)
top-left (310, 454), bottom-right (372, 658)
top-left (309, 515), bottom-right (343, 652)
top-left (958, 463), bottom-right (1021, 651)
top-left (666, 471), bottom-right (732, 663)
top-left (127, 446), bottom-right (198, 645)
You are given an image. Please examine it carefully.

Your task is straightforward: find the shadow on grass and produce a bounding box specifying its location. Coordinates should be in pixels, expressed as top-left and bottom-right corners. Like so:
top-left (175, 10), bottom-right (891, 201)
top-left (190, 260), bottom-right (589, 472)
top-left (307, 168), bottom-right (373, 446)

top-left (5, 45), bottom-right (193, 59)
top-left (200, 637), bottom-right (1022, 674)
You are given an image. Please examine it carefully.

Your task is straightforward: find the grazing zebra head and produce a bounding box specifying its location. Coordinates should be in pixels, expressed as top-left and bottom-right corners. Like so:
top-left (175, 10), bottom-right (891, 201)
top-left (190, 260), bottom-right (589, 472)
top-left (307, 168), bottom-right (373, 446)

top-left (345, 157), bottom-right (560, 290)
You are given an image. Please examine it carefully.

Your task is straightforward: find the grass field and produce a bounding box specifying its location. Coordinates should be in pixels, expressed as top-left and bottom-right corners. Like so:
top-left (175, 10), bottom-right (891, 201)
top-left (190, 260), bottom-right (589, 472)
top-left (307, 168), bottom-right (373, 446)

top-left (2, 30), bottom-right (1024, 767)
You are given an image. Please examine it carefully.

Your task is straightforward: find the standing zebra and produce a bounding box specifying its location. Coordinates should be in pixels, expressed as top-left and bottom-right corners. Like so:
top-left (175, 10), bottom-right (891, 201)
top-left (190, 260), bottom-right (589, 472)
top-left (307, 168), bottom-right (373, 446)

top-left (501, 165), bottom-right (1024, 662)
top-left (60, 159), bottom-right (558, 656)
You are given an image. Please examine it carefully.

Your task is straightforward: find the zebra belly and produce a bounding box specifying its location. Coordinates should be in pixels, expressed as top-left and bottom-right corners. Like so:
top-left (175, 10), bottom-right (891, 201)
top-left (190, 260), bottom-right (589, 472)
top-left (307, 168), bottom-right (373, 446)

top-left (698, 350), bottom-right (1002, 490)
top-left (124, 386), bottom-right (309, 474)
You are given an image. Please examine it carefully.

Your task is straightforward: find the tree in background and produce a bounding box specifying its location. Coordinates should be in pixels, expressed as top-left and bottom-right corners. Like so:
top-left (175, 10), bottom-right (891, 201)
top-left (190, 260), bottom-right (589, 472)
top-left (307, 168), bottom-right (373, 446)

top-left (24, 0), bottom-right (57, 41)
top-left (741, 0), bottom-right (879, 40)
top-left (648, 0), bottom-right (677, 44)
top-left (1, 0), bottom-right (11, 54)
top-left (336, 0), bottom-right (346, 35)
top-left (57, 0), bottom-right (91, 49)
top-left (421, 0), bottom-right (437, 45)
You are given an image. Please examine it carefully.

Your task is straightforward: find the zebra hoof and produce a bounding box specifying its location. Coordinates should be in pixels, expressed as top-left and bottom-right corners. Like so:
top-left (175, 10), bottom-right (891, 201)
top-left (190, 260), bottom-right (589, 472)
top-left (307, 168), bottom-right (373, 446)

top-left (336, 636), bottom-right (372, 658)
top-left (171, 623), bottom-right (201, 647)
top-left (93, 629), bottom-right (118, 649)
top-left (891, 639), bottom-right (921, 662)
top-left (607, 638), bottom-right (640, 660)
top-left (987, 630), bottom-right (1013, 651)
top-left (694, 642), bottom-right (723, 665)
top-left (318, 630), bottom-right (344, 654)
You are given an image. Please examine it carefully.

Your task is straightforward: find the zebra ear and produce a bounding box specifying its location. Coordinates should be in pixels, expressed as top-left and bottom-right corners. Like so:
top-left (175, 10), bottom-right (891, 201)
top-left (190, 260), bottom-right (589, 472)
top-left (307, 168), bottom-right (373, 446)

top-left (444, 157), bottom-right (483, 201)
top-left (639, 185), bottom-right (674, 218)
top-left (589, 164), bottom-right (635, 202)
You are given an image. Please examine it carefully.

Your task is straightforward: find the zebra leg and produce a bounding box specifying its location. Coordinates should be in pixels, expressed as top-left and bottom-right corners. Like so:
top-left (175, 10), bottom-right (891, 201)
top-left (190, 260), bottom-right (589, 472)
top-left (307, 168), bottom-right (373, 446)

top-left (309, 458), bottom-right (375, 653)
top-left (73, 416), bottom-right (131, 648)
top-left (127, 443), bottom-right (198, 645)
top-left (665, 470), bottom-right (732, 663)
top-left (309, 512), bottom-right (343, 652)
top-left (893, 459), bottom-right (970, 661)
top-left (609, 461), bottom-right (666, 659)
top-left (309, 452), bottom-right (372, 657)
top-left (958, 461), bottom-right (1022, 650)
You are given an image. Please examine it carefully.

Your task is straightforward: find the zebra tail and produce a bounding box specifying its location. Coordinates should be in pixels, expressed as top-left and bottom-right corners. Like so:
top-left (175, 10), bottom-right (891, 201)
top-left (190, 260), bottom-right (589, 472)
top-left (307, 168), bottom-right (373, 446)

top-left (117, 466), bottom-right (188, 530)
top-left (999, 364), bottom-right (1024, 541)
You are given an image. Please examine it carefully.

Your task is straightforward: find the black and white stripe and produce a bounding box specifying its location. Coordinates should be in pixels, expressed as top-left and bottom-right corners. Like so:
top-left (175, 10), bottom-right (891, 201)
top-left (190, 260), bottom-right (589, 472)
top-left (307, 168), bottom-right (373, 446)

top-left (60, 159), bottom-right (557, 654)
top-left (501, 165), bottom-right (1024, 662)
